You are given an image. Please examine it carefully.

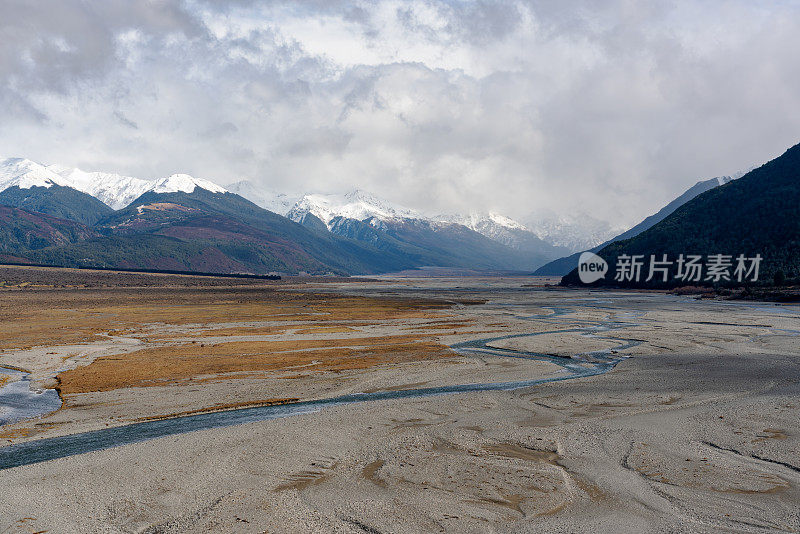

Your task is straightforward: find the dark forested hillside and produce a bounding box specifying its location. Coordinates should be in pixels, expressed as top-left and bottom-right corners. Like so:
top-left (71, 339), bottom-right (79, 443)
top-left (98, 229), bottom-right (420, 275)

top-left (0, 206), bottom-right (100, 258)
top-left (562, 142), bottom-right (800, 286)
top-left (0, 185), bottom-right (114, 226)
top-left (85, 188), bottom-right (416, 274)
top-left (535, 177), bottom-right (727, 276)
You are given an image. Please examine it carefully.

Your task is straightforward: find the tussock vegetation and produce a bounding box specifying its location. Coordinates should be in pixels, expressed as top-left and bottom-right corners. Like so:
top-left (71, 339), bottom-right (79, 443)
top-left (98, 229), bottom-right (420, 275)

top-left (57, 336), bottom-right (454, 394)
top-left (0, 267), bottom-right (458, 396)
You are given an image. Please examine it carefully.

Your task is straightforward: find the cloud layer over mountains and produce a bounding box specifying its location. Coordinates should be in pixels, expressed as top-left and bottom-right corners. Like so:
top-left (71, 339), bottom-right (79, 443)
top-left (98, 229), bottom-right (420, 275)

top-left (2, 0), bottom-right (799, 227)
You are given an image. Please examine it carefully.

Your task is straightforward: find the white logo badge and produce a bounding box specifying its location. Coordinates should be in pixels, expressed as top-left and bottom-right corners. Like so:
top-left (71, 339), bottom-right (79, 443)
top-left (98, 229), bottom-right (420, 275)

top-left (578, 252), bottom-right (608, 284)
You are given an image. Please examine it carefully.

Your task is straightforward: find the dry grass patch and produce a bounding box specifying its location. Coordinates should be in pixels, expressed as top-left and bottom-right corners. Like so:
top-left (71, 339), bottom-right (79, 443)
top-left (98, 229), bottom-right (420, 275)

top-left (0, 286), bottom-right (451, 350)
top-left (0, 427), bottom-right (35, 440)
top-left (57, 335), bottom-right (455, 394)
top-left (293, 326), bottom-right (357, 334)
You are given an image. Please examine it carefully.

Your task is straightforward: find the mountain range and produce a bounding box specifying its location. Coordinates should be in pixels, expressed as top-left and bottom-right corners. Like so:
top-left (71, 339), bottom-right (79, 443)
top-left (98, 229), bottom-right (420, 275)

top-left (0, 158), bottom-right (568, 274)
top-left (1, 151), bottom-right (770, 278)
top-left (283, 190), bottom-right (569, 268)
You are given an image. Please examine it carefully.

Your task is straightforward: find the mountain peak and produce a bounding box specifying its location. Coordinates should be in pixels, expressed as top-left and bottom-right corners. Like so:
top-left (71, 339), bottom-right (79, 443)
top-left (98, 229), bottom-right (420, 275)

top-left (0, 157), bottom-right (72, 190)
top-left (344, 189), bottom-right (380, 203)
top-left (288, 190), bottom-right (420, 228)
top-left (45, 165), bottom-right (153, 210)
top-left (434, 212), bottom-right (527, 232)
top-left (149, 174), bottom-right (227, 195)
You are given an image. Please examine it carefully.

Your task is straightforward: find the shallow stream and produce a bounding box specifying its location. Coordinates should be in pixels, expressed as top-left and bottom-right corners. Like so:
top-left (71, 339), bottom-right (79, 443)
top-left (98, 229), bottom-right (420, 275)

top-left (0, 304), bottom-right (642, 470)
top-left (0, 367), bottom-right (61, 427)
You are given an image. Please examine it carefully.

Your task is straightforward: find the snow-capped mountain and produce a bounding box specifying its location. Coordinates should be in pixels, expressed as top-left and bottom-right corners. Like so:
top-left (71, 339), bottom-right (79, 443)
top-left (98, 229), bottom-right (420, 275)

top-left (147, 173), bottom-right (227, 195)
top-left (46, 165), bottom-right (152, 210)
top-left (524, 212), bottom-right (625, 253)
top-left (0, 158), bottom-right (114, 225)
top-left (287, 190), bottom-right (421, 228)
top-left (0, 157), bottom-right (622, 260)
top-left (1, 157), bottom-right (229, 211)
top-left (435, 211), bottom-right (571, 263)
top-left (526, 172), bottom-right (746, 254)
top-left (435, 212), bottom-right (529, 247)
top-left (280, 189), bottom-right (568, 270)
top-left (226, 180), bottom-right (299, 215)
top-left (49, 167), bottom-right (226, 209)
top-left (0, 158), bottom-right (73, 190)
top-left (285, 189), bottom-right (563, 257)
top-left (285, 190), bottom-right (536, 270)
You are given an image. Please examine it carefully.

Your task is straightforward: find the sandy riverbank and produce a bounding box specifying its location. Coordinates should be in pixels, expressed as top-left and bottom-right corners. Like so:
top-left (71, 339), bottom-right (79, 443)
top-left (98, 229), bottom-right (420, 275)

top-left (0, 271), bottom-right (798, 532)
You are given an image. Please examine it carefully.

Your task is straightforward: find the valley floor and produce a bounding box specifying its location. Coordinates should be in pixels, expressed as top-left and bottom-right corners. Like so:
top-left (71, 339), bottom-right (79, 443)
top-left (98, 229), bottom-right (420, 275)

top-left (0, 267), bottom-right (799, 532)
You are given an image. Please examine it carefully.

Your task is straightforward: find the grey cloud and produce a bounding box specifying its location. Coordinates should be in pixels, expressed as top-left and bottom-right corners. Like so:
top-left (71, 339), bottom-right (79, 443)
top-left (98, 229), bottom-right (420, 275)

top-left (0, 0), bottom-right (203, 90)
top-left (113, 111), bottom-right (138, 129)
top-left (1, 0), bottom-right (799, 228)
top-left (284, 126), bottom-right (352, 157)
top-left (202, 122), bottom-right (239, 137)
top-left (442, 1), bottom-right (523, 45)
top-left (394, 1), bottom-right (522, 47)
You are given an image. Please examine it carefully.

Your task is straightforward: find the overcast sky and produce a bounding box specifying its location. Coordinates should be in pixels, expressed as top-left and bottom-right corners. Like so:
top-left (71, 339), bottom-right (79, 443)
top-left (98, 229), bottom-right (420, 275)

top-left (1, 0), bottom-right (799, 226)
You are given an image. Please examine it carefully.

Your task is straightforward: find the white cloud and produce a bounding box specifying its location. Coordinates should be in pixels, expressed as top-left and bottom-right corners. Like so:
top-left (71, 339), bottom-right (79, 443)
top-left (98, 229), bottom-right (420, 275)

top-left (0, 0), bottom-right (799, 226)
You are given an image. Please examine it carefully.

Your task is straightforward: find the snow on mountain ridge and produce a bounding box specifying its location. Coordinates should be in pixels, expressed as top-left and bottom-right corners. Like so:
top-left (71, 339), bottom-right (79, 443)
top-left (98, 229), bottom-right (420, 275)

top-left (434, 212), bottom-right (546, 250)
top-left (285, 190), bottom-right (548, 252)
top-left (0, 158), bottom-right (73, 190)
top-left (1, 157), bottom-right (230, 210)
top-left (438, 212), bottom-right (527, 231)
top-left (47, 165), bottom-right (152, 210)
top-left (148, 173), bottom-right (227, 195)
top-left (287, 190), bottom-right (420, 228)
top-left (0, 157), bottom-right (622, 255)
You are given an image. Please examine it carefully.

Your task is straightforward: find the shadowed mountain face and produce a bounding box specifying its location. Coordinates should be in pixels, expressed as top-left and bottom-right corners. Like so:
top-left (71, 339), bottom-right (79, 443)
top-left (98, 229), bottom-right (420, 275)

top-left (65, 188), bottom-right (416, 275)
top-left (288, 191), bottom-right (560, 271)
top-left (0, 206), bottom-right (100, 261)
top-left (534, 176), bottom-right (730, 276)
top-left (0, 158), bottom-right (573, 275)
top-left (0, 185), bottom-right (114, 226)
top-left (298, 214), bottom-right (542, 271)
top-left (0, 185), bottom-right (545, 275)
top-left (561, 141), bottom-right (800, 286)
top-left (433, 213), bottom-right (570, 267)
